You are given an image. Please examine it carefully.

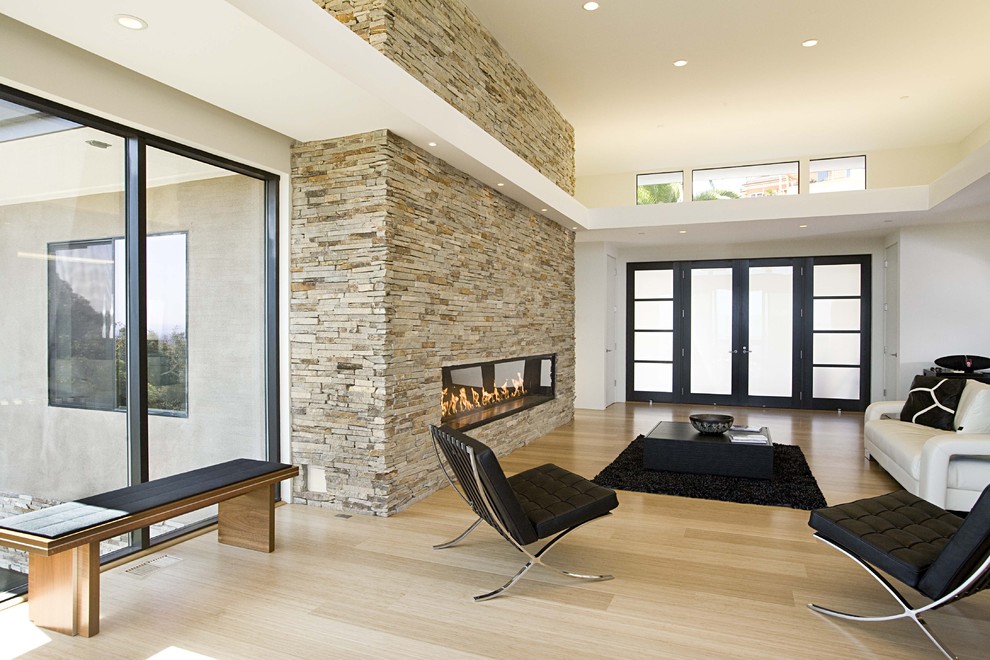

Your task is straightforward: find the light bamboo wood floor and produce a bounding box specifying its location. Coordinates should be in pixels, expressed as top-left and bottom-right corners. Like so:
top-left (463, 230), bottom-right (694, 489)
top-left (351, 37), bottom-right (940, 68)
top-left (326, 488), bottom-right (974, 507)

top-left (3, 403), bottom-right (989, 659)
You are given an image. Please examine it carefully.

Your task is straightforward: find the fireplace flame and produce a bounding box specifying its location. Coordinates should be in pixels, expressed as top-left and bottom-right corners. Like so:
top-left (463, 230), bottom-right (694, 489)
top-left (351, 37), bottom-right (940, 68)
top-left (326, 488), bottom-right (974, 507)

top-left (442, 373), bottom-right (527, 418)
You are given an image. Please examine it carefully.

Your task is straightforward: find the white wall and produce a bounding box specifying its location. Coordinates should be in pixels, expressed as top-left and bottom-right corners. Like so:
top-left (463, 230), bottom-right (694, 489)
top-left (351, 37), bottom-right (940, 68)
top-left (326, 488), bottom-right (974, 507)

top-left (896, 220), bottom-right (990, 398)
top-left (575, 242), bottom-right (610, 409)
top-left (576, 235), bottom-right (888, 407)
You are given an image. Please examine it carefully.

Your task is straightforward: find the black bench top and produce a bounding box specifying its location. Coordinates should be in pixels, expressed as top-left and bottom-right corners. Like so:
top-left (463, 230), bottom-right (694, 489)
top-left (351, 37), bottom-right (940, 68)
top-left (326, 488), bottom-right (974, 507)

top-left (0, 458), bottom-right (293, 540)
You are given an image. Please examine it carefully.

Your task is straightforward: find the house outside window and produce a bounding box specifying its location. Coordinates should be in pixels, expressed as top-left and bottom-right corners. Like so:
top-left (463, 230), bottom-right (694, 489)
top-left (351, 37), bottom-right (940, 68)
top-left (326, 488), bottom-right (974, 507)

top-left (810, 156), bottom-right (866, 193)
top-left (692, 162), bottom-right (799, 200)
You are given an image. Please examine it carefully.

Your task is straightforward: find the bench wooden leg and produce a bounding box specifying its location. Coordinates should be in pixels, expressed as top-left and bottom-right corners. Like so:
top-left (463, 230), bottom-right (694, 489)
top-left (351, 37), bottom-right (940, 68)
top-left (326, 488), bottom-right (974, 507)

top-left (217, 484), bottom-right (275, 552)
top-left (27, 542), bottom-right (100, 637)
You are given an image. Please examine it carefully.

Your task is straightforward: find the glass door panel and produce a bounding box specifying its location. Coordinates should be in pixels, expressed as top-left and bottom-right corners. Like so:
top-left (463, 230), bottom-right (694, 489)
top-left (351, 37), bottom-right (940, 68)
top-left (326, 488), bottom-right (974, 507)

top-left (628, 265), bottom-right (676, 400)
top-left (811, 262), bottom-right (866, 404)
top-left (634, 363), bottom-right (673, 392)
top-left (690, 267), bottom-right (733, 395)
top-left (813, 367), bottom-right (861, 400)
top-left (626, 256), bottom-right (868, 410)
top-left (747, 266), bottom-right (793, 398)
top-left (0, 101), bottom-right (129, 597)
top-left (145, 147), bottom-right (267, 541)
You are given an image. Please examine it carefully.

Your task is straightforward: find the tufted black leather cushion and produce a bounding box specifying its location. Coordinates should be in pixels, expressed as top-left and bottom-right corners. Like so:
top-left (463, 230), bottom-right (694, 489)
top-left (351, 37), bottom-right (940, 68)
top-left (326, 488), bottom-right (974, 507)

top-left (809, 490), bottom-right (963, 589)
top-left (509, 464), bottom-right (619, 540)
top-left (919, 485), bottom-right (990, 600)
top-left (470, 437), bottom-right (542, 546)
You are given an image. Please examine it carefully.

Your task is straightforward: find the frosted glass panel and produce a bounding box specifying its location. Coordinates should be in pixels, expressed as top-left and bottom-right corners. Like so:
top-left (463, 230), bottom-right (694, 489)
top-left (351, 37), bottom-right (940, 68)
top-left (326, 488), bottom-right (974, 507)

top-left (494, 360), bottom-right (526, 387)
top-left (690, 268), bottom-right (732, 395)
top-left (814, 333), bottom-right (860, 365)
top-left (635, 332), bottom-right (673, 361)
top-left (748, 266), bottom-right (792, 397)
top-left (634, 269), bottom-right (673, 299)
top-left (814, 299), bottom-right (860, 330)
top-left (449, 366), bottom-right (483, 387)
top-left (540, 359), bottom-right (552, 387)
top-left (813, 264), bottom-right (860, 296)
top-left (813, 367), bottom-right (860, 399)
top-left (634, 363), bottom-right (673, 392)
top-left (634, 301), bottom-right (673, 330)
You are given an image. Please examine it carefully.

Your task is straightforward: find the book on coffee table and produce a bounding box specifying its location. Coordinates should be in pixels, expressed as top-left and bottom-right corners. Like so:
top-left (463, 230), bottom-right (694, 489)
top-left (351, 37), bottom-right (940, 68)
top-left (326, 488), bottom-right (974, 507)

top-left (727, 432), bottom-right (770, 444)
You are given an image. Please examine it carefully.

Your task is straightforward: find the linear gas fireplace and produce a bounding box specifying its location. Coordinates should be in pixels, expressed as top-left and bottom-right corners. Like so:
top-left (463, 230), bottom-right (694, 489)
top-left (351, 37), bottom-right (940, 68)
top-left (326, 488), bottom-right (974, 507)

top-left (441, 354), bottom-right (556, 431)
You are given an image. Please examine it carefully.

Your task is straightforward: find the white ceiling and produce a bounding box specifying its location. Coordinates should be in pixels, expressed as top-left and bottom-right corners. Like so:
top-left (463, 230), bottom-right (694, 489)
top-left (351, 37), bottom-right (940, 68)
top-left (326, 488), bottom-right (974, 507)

top-left (2, 0), bottom-right (990, 246)
top-left (460, 0), bottom-right (990, 177)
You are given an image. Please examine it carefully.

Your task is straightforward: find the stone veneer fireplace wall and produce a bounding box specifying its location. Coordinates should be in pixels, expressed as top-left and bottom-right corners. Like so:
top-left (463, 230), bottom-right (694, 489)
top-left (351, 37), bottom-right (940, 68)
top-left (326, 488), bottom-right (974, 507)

top-left (291, 130), bottom-right (575, 516)
top-left (315, 0), bottom-right (576, 195)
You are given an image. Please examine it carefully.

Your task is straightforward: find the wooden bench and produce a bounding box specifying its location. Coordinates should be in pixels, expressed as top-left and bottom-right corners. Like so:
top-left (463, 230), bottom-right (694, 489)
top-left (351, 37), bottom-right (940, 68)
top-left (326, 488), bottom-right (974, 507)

top-left (0, 458), bottom-right (298, 637)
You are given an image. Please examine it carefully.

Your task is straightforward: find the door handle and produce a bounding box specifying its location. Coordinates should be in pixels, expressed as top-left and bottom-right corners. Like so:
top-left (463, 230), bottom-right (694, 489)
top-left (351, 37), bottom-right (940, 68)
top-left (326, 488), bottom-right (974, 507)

top-left (742, 346), bottom-right (753, 354)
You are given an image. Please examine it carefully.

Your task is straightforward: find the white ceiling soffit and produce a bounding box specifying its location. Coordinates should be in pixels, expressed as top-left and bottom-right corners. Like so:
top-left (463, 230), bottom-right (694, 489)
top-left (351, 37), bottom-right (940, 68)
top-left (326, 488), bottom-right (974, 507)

top-left (460, 0), bottom-right (990, 178)
top-left (0, 0), bottom-right (587, 229)
top-left (579, 158), bottom-right (990, 247)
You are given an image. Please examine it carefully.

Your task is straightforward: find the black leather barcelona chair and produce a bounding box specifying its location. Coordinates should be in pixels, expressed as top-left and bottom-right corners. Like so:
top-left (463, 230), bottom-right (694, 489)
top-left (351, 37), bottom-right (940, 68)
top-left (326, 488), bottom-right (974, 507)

top-left (808, 485), bottom-right (990, 659)
top-left (429, 425), bottom-right (619, 601)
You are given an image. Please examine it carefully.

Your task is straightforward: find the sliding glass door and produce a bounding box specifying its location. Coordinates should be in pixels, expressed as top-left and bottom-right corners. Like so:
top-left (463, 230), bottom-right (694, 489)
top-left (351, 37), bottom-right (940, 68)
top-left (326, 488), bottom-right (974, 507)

top-left (0, 85), bottom-right (280, 599)
top-left (627, 255), bottom-right (869, 410)
top-left (681, 260), bottom-right (798, 407)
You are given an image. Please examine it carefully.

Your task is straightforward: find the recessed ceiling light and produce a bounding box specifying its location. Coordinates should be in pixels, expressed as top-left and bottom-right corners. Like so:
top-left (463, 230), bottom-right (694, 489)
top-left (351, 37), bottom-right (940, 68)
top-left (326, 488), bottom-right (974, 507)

top-left (427, 141), bottom-right (437, 147)
top-left (583, 2), bottom-right (600, 11)
top-left (115, 14), bottom-right (148, 30)
top-left (799, 224), bottom-right (808, 228)
top-left (541, 208), bottom-right (548, 212)
top-left (85, 139), bottom-right (112, 149)
top-left (496, 182), bottom-right (505, 187)
top-left (673, 59), bottom-right (688, 67)
top-left (802, 39), bottom-right (818, 48)
top-left (678, 230), bottom-right (687, 234)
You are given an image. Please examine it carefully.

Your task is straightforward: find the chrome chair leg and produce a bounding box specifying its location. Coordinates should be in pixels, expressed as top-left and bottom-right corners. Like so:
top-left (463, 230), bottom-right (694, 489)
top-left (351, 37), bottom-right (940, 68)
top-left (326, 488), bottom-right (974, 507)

top-left (434, 517), bottom-right (483, 550)
top-left (472, 516), bottom-right (613, 601)
top-left (807, 536), bottom-right (958, 660)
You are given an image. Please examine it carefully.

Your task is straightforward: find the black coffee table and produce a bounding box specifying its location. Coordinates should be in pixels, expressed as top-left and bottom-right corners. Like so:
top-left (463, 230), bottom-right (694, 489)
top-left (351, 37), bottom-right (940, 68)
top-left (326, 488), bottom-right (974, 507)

top-left (642, 421), bottom-right (774, 480)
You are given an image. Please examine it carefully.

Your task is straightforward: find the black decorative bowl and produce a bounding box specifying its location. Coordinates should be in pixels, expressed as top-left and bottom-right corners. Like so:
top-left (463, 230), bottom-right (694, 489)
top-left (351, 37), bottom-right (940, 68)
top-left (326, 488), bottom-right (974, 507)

top-left (689, 413), bottom-right (734, 435)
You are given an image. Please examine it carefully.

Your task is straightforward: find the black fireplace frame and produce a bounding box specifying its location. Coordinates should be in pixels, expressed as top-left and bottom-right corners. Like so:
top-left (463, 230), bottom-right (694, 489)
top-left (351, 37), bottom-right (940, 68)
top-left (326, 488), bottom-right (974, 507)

top-left (441, 354), bottom-right (556, 431)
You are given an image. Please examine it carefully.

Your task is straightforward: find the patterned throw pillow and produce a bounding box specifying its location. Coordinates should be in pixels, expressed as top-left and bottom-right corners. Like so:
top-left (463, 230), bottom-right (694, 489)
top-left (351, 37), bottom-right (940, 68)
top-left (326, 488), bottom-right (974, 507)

top-left (900, 376), bottom-right (966, 430)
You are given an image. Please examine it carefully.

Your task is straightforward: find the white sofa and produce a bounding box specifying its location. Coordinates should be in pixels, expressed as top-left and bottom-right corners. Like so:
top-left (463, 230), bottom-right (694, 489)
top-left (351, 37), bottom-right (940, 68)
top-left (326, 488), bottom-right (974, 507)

top-left (864, 382), bottom-right (990, 512)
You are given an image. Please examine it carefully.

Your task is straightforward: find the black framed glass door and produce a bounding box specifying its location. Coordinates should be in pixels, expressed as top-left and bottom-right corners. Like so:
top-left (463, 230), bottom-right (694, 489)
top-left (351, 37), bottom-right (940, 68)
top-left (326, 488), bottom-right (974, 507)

top-left (627, 255), bottom-right (870, 410)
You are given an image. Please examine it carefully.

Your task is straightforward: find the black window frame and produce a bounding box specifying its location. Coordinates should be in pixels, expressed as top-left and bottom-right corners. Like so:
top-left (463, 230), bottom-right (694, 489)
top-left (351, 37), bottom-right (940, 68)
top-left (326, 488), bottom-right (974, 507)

top-left (0, 83), bottom-right (281, 565)
top-left (691, 160), bottom-right (800, 200)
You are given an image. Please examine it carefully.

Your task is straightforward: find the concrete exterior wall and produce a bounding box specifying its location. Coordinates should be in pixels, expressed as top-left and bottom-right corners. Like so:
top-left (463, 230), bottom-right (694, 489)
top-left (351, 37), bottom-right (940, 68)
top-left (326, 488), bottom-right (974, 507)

top-left (290, 130), bottom-right (575, 515)
top-left (0, 175), bottom-right (267, 518)
top-left (316, 0), bottom-right (576, 195)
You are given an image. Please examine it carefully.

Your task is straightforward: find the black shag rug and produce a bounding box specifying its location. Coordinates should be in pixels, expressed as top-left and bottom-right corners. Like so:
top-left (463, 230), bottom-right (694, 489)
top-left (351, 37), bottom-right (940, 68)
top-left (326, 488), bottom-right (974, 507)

top-left (593, 436), bottom-right (827, 510)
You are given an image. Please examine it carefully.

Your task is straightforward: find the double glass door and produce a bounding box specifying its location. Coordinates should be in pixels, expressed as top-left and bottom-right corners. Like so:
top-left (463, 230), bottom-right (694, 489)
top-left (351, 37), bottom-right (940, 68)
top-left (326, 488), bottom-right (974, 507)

top-left (627, 256), bottom-right (870, 410)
